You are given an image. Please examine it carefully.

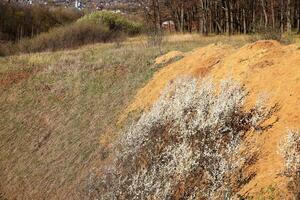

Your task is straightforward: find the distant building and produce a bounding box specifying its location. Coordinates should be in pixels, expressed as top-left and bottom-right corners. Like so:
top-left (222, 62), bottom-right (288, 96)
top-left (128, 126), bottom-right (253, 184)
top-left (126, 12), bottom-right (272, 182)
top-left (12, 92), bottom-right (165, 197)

top-left (75, 0), bottom-right (84, 10)
top-left (4, 0), bottom-right (139, 12)
top-left (162, 21), bottom-right (175, 32)
top-left (5, 0), bottom-right (34, 5)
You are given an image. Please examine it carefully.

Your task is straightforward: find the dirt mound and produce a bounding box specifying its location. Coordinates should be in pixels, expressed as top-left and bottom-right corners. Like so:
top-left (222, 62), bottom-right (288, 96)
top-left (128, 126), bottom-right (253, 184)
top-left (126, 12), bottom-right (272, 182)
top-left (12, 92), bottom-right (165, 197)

top-left (119, 43), bottom-right (235, 122)
top-left (120, 40), bottom-right (300, 198)
top-left (154, 50), bottom-right (184, 65)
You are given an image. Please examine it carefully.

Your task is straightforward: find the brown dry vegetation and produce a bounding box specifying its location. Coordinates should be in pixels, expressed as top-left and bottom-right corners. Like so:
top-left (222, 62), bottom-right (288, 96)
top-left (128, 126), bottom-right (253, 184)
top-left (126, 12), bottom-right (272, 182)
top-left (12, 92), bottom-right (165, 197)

top-left (1, 34), bottom-right (299, 199)
top-left (0, 36), bottom-right (250, 199)
top-left (1, 11), bottom-right (143, 57)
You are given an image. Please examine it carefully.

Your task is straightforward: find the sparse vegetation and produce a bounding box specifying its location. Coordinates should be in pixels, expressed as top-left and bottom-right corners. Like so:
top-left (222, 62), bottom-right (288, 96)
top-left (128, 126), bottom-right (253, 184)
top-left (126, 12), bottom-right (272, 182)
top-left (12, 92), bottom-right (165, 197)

top-left (146, 30), bottom-right (165, 47)
top-left (1, 0), bottom-right (300, 199)
top-left (249, 25), bottom-right (295, 44)
top-left (250, 26), bottom-right (282, 42)
top-left (1, 11), bottom-right (143, 56)
top-left (15, 20), bottom-right (111, 53)
top-left (87, 76), bottom-right (277, 199)
top-left (1, 37), bottom-right (247, 199)
top-left (0, 43), bottom-right (162, 199)
top-left (279, 130), bottom-right (300, 176)
top-left (78, 11), bottom-right (143, 36)
top-left (0, 2), bottom-right (82, 41)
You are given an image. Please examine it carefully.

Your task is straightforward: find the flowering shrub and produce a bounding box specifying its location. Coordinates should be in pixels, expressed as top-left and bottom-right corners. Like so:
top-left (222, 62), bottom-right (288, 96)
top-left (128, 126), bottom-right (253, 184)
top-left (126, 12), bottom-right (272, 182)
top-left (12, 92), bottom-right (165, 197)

top-left (88, 76), bottom-right (276, 199)
top-left (279, 129), bottom-right (300, 176)
top-left (279, 129), bottom-right (300, 197)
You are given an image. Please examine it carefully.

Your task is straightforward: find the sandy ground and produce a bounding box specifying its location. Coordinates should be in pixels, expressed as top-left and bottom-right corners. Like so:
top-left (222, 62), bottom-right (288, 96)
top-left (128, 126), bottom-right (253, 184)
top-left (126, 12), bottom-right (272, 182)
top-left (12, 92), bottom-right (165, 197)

top-left (120, 40), bottom-right (300, 198)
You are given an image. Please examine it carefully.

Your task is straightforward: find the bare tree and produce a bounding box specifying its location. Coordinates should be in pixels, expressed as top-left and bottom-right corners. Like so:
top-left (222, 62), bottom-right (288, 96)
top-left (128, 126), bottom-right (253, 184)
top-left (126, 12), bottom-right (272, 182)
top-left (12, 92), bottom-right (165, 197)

top-left (136, 0), bottom-right (300, 35)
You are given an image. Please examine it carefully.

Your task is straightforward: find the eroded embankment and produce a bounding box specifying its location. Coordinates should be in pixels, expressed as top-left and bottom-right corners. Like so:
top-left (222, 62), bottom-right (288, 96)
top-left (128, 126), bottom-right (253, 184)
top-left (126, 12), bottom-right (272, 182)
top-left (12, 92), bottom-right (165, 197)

top-left (119, 40), bottom-right (300, 198)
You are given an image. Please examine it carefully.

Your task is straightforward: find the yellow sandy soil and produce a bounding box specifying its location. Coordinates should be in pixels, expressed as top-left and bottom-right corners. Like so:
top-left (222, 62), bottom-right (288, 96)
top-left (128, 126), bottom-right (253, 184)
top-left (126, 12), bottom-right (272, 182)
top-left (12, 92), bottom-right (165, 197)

top-left (119, 40), bottom-right (300, 198)
top-left (154, 50), bottom-right (184, 65)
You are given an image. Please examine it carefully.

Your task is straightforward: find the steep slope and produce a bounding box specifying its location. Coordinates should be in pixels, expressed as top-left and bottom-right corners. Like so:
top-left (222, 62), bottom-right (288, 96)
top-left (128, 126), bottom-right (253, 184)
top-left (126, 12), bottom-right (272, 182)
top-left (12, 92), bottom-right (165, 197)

top-left (210, 40), bottom-right (300, 198)
top-left (1, 36), bottom-right (241, 199)
top-left (119, 43), bottom-right (235, 122)
top-left (120, 40), bottom-right (300, 198)
top-left (0, 43), bottom-right (169, 200)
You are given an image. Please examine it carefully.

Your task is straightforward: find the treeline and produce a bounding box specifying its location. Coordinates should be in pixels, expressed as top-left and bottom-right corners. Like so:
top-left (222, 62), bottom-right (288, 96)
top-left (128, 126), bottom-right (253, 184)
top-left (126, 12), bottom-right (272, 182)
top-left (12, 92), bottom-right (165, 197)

top-left (0, 11), bottom-right (143, 56)
top-left (17, 11), bottom-right (143, 53)
top-left (0, 2), bottom-right (82, 41)
top-left (137, 0), bottom-right (300, 35)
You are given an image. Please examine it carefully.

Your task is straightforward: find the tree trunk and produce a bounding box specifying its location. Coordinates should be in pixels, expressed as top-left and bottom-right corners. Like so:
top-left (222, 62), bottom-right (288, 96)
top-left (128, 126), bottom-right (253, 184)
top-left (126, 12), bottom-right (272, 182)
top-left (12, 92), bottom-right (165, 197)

top-left (271, 0), bottom-right (275, 29)
top-left (281, 0), bottom-right (285, 33)
top-left (287, 0), bottom-right (292, 33)
top-left (224, 1), bottom-right (230, 35)
top-left (229, 1), bottom-right (233, 35)
top-left (298, 8), bottom-right (300, 33)
top-left (152, 0), bottom-right (158, 31)
top-left (297, 0), bottom-right (300, 33)
top-left (243, 9), bottom-right (247, 34)
top-left (209, 7), bottom-right (212, 33)
top-left (200, 0), bottom-right (207, 35)
top-left (180, 3), bottom-right (184, 33)
top-left (156, 0), bottom-right (162, 30)
top-left (261, 0), bottom-right (268, 28)
top-left (252, 0), bottom-right (256, 32)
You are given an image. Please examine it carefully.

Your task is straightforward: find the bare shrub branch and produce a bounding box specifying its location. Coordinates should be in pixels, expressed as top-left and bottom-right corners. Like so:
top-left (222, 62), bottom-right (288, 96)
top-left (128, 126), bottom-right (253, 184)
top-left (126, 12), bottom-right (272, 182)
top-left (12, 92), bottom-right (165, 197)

top-left (88, 76), bottom-right (276, 199)
top-left (279, 129), bottom-right (300, 197)
top-left (279, 130), bottom-right (300, 175)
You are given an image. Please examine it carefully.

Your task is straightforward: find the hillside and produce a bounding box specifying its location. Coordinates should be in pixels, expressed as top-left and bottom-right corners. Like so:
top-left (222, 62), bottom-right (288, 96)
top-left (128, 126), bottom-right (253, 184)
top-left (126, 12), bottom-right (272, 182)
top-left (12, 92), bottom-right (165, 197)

top-left (0, 36), bottom-right (299, 199)
top-left (118, 40), bottom-right (300, 199)
top-left (0, 36), bottom-right (250, 199)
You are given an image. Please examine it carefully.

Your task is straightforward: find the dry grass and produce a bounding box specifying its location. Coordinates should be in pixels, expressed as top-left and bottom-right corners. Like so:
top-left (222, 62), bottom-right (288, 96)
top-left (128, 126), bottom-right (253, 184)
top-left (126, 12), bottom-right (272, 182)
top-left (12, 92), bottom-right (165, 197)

top-left (0, 43), bottom-right (160, 199)
top-left (0, 36), bottom-right (250, 199)
top-left (129, 34), bottom-right (251, 49)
